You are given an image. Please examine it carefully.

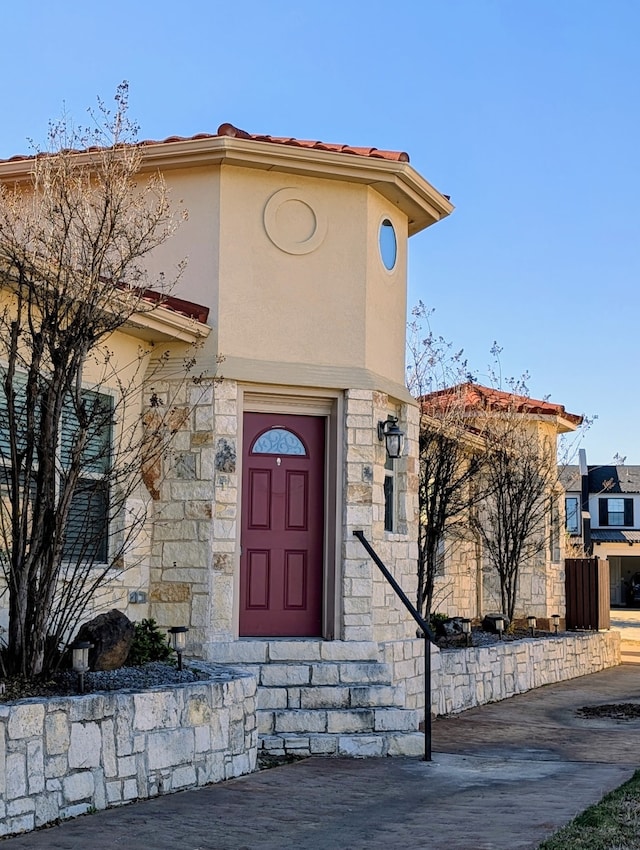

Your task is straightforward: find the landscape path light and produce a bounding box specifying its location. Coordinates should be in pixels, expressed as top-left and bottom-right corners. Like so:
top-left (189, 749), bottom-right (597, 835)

top-left (551, 613), bottom-right (560, 634)
top-left (71, 640), bottom-right (92, 693)
top-left (168, 626), bottom-right (189, 671)
top-left (495, 616), bottom-right (505, 640)
top-left (527, 615), bottom-right (537, 637)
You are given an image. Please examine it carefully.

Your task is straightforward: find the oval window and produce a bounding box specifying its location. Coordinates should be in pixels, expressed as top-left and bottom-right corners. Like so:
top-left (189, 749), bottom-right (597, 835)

top-left (379, 218), bottom-right (397, 271)
top-left (251, 427), bottom-right (307, 456)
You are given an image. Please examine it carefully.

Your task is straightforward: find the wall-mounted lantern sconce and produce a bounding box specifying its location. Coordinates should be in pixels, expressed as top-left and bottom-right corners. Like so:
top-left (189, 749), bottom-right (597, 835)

top-left (551, 613), bottom-right (560, 635)
top-left (377, 416), bottom-right (405, 459)
top-left (527, 615), bottom-right (537, 637)
top-left (461, 618), bottom-right (472, 647)
top-left (495, 616), bottom-right (505, 640)
top-left (71, 640), bottom-right (92, 693)
top-left (168, 626), bottom-right (189, 671)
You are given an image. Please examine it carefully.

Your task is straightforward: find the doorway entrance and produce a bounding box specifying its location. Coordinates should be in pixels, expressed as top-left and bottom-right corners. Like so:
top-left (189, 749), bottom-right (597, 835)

top-left (240, 412), bottom-right (325, 636)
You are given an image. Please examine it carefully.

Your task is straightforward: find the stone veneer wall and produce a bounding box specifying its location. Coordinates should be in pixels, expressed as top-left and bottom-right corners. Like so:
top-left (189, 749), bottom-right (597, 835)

top-left (342, 389), bottom-right (420, 644)
top-left (0, 665), bottom-right (257, 838)
top-left (431, 631), bottom-right (620, 717)
top-left (149, 378), bottom-right (239, 649)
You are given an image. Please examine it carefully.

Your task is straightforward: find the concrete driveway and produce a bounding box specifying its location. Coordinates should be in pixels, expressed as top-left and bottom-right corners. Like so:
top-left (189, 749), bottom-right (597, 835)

top-left (2, 665), bottom-right (639, 850)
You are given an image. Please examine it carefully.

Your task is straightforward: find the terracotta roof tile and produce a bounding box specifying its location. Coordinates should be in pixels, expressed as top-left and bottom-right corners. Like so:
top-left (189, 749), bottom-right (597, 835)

top-left (0, 123), bottom-right (410, 166)
top-left (215, 123), bottom-right (410, 161)
top-left (420, 382), bottom-right (583, 426)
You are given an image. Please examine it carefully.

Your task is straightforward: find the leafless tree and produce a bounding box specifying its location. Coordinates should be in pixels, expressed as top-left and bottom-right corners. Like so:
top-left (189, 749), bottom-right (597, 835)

top-left (0, 84), bottom-right (197, 676)
top-left (407, 304), bottom-right (486, 620)
top-left (470, 399), bottom-right (561, 624)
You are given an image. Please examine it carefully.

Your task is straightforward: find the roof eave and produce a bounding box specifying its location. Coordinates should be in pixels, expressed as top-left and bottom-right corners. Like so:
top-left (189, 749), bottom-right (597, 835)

top-left (125, 304), bottom-right (211, 344)
top-left (141, 137), bottom-right (453, 233)
top-left (0, 136), bottom-right (452, 235)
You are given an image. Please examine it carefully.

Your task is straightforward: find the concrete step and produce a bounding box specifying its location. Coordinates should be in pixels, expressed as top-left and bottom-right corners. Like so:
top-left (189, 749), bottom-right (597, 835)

top-left (210, 639), bottom-right (381, 665)
top-left (260, 730), bottom-right (426, 758)
top-left (257, 683), bottom-right (404, 711)
top-left (259, 707), bottom-right (419, 737)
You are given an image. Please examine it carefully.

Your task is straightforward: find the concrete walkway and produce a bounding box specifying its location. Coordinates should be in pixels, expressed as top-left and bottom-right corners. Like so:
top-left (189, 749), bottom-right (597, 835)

top-left (3, 665), bottom-right (640, 850)
top-left (611, 608), bottom-right (640, 662)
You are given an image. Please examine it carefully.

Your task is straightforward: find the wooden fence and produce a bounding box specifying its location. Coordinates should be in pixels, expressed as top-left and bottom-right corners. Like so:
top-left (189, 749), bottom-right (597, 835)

top-left (565, 557), bottom-right (610, 630)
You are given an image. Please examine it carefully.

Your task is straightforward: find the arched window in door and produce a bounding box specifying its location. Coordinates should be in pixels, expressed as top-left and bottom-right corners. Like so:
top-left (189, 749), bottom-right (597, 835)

top-left (251, 427), bottom-right (307, 456)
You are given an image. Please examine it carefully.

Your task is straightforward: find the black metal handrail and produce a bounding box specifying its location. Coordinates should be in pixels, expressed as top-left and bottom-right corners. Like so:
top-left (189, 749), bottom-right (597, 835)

top-left (353, 529), bottom-right (435, 761)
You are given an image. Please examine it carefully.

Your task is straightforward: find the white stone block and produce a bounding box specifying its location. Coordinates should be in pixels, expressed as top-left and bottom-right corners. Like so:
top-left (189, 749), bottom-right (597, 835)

top-left (122, 778), bottom-right (138, 801)
top-left (338, 662), bottom-right (391, 684)
top-left (147, 729), bottom-right (194, 770)
top-left (267, 640), bottom-right (322, 661)
top-left (8, 704), bottom-right (45, 740)
top-left (386, 733), bottom-right (425, 757)
top-left (309, 735), bottom-right (338, 754)
top-left (374, 709), bottom-right (418, 732)
top-left (320, 641), bottom-right (378, 661)
top-left (7, 797), bottom-right (35, 817)
top-left (260, 665), bottom-right (310, 687)
top-left (27, 740), bottom-right (44, 794)
top-left (172, 764), bottom-right (197, 789)
top-left (6, 752), bottom-right (27, 799)
top-left (105, 781), bottom-right (122, 804)
top-left (327, 710), bottom-right (374, 734)
top-left (338, 735), bottom-right (384, 757)
top-left (274, 711), bottom-right (327, 734)
top-left (35, 792), bottom-right (63, 828)
top-left (257, 711), bottom-right (275, 735)
top-left (133, 692), bottom-right (180, 732)
top-left (117, 755), bottom-right (137, 778)
top-left (4, 814), bottom-right (35, 835)
top-left (257, 688), bottom-right (288, 710)
top-left (63, 771), bottom-right (94, 803)
top-left (299, 687), bottom-right (350, 710)
top-left (310, 664), bottom-right (340, 685)
top-left (45, 712), bottom-right (70, 756)
top-left (68, 722), bottom-right (101, 769)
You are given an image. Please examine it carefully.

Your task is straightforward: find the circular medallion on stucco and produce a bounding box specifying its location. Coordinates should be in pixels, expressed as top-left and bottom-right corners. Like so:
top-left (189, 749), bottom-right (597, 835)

top-left (263, 188), bottom-right (327, 255)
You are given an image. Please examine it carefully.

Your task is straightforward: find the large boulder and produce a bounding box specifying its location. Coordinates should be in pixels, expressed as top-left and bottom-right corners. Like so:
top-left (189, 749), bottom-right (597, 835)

top-left (75, 609), bottom-right (135, 671)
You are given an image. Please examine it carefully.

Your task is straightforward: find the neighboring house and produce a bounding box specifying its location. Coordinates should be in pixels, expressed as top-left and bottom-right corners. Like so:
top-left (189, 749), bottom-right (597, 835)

top-left (562, 449), bottom-right (640, 606)
top-left (420, 383), bottom-right (582, 624)
top-left (0, 123), bottom-right (453, 754)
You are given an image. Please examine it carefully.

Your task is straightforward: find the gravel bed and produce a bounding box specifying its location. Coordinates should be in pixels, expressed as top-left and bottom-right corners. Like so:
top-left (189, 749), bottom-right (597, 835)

top-left (0, 661), bottom-right (236, 703)
top-left (437, 627), bottom-right (566, 650)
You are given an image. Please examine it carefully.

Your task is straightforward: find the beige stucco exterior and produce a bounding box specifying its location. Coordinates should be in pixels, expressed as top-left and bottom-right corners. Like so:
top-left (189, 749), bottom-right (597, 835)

top-left (0, 129), bottom-right (453, 727)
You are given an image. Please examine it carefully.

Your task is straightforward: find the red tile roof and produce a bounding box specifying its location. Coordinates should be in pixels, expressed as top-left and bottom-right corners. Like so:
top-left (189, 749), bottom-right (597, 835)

top-left (0, 123), bottom-right (410, 166)
top-left (420, 383), bottom-right (583, 426)
top-left (139, 290), bottom-right (209, 324)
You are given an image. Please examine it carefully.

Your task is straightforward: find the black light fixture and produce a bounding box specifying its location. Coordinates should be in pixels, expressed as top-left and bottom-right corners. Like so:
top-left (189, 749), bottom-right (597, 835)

top-left (551, 613), bottom-right (560, 634)
top-left (527, 615), bottom-right (537, 637)
top-left (461, 618), bottom-right (472, 647)
top-left (377, 416), bottom-right (405, 459)
top-left (168, 626), bottom-right (189, 671)
top-left (71, 640), bottom-right (92, 693)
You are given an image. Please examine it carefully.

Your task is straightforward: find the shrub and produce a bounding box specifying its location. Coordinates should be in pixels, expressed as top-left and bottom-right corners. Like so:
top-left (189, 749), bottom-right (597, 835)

top-left (127, 619), bottom-right (173, 666)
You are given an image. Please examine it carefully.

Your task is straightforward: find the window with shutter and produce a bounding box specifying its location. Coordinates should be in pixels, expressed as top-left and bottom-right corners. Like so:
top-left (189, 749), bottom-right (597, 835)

top-left (599, 497), bottom-right (632, 527)
top-left (0, 375), bottom-right (113, 563)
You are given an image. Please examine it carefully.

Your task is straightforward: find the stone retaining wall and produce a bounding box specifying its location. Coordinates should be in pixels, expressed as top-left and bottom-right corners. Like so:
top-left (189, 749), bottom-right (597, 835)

top-left (432, 631), bottom-right (621, 716)
top-left (0, 665), bottom-right (257, 838)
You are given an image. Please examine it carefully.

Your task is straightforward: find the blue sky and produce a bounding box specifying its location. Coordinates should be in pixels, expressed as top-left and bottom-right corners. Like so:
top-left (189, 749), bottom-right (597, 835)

top-left (1, 1), bottom-right (638, 461)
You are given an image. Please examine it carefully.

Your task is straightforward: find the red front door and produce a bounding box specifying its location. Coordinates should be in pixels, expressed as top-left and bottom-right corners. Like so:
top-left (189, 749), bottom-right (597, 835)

top-left (240, 413), bottom-right (325, 637)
